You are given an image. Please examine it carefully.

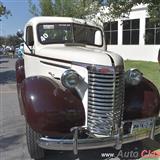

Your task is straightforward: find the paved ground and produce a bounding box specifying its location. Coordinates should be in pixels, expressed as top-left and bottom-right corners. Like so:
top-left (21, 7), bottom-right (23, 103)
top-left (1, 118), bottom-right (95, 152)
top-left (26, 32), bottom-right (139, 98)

top-left (0, 57), bottom-right (30, 160)
top-left (0, 56), bottom-right (160, 160)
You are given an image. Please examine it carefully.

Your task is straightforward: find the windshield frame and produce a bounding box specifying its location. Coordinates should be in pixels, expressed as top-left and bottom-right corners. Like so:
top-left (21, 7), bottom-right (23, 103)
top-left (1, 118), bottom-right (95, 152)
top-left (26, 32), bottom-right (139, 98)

top-left (37, 23), bottom-right (103, 47)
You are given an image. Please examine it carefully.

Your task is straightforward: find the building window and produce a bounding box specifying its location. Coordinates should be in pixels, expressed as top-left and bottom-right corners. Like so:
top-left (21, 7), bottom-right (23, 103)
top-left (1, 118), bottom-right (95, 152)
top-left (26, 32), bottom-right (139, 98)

top-left (123, 19), bottom-right (140, 45)
top-left (104, 21), bottom-right (118, 45)
top-left (145, 18), bottom-right (160, 45)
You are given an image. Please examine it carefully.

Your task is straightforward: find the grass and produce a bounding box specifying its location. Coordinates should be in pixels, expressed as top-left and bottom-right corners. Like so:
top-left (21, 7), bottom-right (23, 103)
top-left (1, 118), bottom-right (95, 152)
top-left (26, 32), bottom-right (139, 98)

top-left (124, 60), bottom-right (160, 91)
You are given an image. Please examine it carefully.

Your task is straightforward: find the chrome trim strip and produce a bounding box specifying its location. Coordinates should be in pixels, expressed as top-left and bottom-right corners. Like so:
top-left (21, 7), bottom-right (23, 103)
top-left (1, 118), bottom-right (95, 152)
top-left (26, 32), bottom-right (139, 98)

top-left (88, 104), bottom-right (113, 109)
top-left (25, 52), bottom-right (72, 64)
top-left (40, 61), bottom-right (70, 69)
top-left (89, 86), bottom-right (114, 91)
top-left (89, 90), bottom-right (113, 94)
top-left (89, 78), bottom-right (114, 83)
top-left (89, 81), bottom-right (114, 86)
top-left (37, 128), bottom-right (160, 151)
top-left (89, 94), bottom-right (114, 98)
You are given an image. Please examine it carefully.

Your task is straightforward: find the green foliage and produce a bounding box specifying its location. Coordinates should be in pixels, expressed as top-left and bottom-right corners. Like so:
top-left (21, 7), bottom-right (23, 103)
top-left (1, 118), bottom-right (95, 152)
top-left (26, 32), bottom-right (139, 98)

top-left (0, 1), bottom-right (11, 19)
top-left (28, 0), bottom-right (39, 16)
top-left (0, 35), bottom-right (23, 47)
top-left (39, 0), bottom-right (55, 16)
top-left (107, 0), bottom-right (160, 23)
top-left (28, 0), bottom-right (100, 18)
top-left (0, 36), bottom-right (5, 47)
top-left (28, 0), bottom-right (160, 24)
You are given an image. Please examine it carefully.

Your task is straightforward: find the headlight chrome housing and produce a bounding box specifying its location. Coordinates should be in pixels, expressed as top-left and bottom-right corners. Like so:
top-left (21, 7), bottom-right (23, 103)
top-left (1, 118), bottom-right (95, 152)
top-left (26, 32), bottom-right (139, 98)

top-left (61, 69), bottom-right (80, 89)
top-left (125, 68), bottom-right (143, 86)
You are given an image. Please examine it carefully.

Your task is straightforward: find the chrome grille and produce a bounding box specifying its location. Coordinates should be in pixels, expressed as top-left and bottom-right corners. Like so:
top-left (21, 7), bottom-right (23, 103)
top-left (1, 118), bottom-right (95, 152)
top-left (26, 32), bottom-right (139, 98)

top-left (87, 68), bottom-right (124, 136)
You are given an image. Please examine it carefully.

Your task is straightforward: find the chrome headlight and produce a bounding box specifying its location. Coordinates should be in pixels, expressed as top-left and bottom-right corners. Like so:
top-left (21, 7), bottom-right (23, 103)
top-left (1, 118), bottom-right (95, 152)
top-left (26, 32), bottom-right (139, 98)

top-left (125, 68), bottom-right (143, 85)
top-left (61, 69), bottom-right (80, 89)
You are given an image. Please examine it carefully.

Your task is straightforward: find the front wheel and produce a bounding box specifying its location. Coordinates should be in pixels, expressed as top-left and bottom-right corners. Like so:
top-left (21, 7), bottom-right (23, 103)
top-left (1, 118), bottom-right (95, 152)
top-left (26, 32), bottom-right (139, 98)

top-left (26, 123), bottom-right (45, 160)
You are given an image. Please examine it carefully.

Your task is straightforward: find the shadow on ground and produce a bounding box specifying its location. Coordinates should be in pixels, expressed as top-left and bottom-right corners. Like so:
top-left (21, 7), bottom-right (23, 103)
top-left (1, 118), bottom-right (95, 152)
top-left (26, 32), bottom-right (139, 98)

top-left (0, 134), bottom-right (23, 150)
top-left (0, 70), bottom-right (16, 84)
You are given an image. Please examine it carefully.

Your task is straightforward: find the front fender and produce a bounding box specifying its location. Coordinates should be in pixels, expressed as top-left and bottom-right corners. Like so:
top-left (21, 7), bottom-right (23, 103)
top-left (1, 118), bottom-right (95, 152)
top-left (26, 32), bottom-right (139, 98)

top-left (15, 58), bottom-right (25, 114)
top-left (124, 78), bottom-right (160, 120)
top-left (15, 58), bottom-right (25, 84)
top-left (20, 76), bottom-right (85, 136)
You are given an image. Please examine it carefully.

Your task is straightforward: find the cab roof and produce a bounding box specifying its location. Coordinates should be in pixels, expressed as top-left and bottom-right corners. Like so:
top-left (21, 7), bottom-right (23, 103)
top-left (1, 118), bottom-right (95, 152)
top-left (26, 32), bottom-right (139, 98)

top-left (25, 16), bottom-right (99, 28)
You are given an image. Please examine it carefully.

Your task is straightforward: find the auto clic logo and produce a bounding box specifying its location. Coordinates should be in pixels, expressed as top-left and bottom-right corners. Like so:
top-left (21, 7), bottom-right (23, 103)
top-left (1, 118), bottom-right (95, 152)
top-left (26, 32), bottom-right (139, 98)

top-left (101, 149), bottom-right (160, 160)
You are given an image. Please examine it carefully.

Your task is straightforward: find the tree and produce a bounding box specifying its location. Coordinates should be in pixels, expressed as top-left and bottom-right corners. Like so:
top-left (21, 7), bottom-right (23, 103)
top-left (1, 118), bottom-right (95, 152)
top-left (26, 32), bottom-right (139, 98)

top-left (28, 0), bottom-right (54, 16)
top-left (0, 36), bottom-right (6, 47)
top-left (28, 0), bottom-right (101, 18)
top-left (105, 0), bottom-right (160, 23)
top-left (28, 0), bottom-right (160, 23)
top-left (0, 1), bottom-right (11, 20)
top-left (0, 35), bottom-right (22, 47)
top-left (6, 35), bottom-right (22, 46)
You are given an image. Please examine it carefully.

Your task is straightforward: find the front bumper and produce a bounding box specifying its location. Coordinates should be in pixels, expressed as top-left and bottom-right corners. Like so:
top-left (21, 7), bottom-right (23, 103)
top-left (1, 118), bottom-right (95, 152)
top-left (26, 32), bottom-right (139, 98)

top-left (38, 126), bottom-right (160, 151)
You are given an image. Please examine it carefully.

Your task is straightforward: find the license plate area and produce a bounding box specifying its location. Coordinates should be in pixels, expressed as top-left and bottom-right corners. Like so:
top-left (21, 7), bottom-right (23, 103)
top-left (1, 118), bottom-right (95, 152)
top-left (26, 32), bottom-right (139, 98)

top-left (131, 118), bottom-right (154, 134)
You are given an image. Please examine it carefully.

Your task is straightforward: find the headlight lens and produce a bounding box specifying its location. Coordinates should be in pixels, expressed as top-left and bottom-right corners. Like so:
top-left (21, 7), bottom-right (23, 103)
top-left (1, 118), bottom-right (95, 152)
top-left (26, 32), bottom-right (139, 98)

top-left (61, 69), bottom-right (80, 88)
top-left (125, 68), bottom-right (143, 85)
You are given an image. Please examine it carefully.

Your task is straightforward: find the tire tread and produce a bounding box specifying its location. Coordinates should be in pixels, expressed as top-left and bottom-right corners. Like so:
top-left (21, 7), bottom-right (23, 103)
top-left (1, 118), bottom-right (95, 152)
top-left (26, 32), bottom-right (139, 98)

top-left (26, 123), bottom-right (45, 160)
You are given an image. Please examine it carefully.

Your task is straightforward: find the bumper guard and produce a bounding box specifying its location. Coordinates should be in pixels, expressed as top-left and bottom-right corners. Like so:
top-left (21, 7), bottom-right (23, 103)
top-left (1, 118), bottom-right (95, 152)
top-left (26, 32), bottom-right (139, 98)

top-left (37, 127), bottom-right (160, 151)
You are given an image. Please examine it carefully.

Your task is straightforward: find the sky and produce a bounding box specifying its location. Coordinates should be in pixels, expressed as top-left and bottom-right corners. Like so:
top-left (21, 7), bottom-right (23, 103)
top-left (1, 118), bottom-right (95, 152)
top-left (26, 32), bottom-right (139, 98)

top-left (0, 0), bottom-right (37, 37)
top-left (0, 0), bottom-right (107, 37)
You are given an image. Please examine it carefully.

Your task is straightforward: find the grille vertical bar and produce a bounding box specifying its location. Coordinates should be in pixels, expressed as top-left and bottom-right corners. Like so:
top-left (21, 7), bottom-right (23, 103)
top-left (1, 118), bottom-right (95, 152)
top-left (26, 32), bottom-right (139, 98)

top-left (87, 68), bottom-right (124, 136)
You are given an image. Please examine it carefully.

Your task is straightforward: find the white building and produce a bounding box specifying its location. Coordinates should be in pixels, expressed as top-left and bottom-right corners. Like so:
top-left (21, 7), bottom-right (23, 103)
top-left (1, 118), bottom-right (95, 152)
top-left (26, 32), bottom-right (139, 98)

top-left (103, 4), bottom-right (160, 62)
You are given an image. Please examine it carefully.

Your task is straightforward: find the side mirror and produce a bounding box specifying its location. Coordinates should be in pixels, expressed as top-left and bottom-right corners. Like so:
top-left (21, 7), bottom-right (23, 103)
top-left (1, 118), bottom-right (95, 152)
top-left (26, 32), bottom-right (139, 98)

top-left (16, 29), bottom-right (33, 54)
top-left (17, 29), bottom-right (24, 38)
top-left (28, 40), bottom-right (34, 46)
top-left (94, 30), bottom-right (102, 46)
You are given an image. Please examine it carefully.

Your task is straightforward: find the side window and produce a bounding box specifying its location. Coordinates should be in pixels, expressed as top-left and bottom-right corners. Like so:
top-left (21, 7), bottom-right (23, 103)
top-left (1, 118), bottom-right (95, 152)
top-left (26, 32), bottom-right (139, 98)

top-left (26, 26), bottom-right (34, 46)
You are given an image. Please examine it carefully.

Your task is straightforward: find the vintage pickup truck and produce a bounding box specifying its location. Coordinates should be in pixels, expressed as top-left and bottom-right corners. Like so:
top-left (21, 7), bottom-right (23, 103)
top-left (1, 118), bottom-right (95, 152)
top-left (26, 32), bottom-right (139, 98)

top-left (16, 16), bottom-right (160, 160)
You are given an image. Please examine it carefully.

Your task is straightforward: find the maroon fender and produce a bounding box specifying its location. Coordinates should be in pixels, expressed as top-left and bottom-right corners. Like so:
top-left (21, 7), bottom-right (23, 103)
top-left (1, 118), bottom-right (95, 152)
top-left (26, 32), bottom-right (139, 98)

top-left (124, 78), bottom-right (160, 120)
top-left (20, 76), bottom-right (85, 136)
top-left (15, 58), bottom-right (25, 114)
top-left (15, 58), bottom-right (25, 84)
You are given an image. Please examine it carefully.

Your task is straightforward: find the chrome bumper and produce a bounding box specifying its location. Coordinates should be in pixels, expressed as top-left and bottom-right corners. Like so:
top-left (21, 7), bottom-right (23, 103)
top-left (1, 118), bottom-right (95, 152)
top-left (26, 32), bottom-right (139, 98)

top-left (37, 127), bottom-right (160, 151)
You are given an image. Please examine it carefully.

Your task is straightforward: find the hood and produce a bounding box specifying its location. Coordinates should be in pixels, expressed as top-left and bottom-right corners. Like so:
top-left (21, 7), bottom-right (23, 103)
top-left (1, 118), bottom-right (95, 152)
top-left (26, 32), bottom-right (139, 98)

top-left (36, 45), bottom-right (123, 67)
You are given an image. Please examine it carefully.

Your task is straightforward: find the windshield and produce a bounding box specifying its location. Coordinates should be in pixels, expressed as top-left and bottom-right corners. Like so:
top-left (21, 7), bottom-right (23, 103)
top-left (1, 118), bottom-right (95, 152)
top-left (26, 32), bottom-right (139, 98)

top-left (37, 23), bottom-right (103, 47)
